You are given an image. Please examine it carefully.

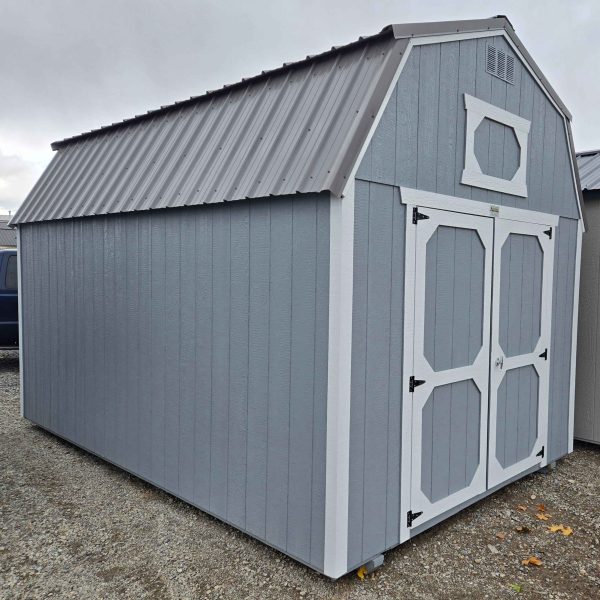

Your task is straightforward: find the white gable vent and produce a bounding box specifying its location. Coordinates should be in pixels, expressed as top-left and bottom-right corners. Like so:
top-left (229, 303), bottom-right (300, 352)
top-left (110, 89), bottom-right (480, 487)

top-left (486, 44), bottom-right (515, 85)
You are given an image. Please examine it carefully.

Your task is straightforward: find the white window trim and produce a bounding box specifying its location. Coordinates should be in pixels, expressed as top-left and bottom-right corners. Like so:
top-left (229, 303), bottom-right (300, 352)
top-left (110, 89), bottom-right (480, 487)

top-left (462, 93), bottom-right (531, 198)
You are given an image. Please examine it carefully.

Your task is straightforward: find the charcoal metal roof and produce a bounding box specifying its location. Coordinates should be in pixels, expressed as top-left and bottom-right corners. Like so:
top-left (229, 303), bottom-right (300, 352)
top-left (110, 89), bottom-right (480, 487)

top-left (576, 150), bottom-right (600, 191)
top-left (12, 16), bottom-right (575, 225)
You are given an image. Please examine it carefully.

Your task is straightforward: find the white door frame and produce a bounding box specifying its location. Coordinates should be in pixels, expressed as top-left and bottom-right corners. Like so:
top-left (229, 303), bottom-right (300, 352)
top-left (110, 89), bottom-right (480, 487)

top-left (487, 218), bottom-right (555, 486)
top-left (400, 188), bottom-right (558, 543)
top-left (408, 207), bottom-right (493, 526)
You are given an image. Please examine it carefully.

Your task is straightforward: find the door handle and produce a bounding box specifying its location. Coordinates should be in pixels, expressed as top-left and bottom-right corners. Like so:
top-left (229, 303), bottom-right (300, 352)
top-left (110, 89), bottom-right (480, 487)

top-left (495, 356), bottom-right (504, 369)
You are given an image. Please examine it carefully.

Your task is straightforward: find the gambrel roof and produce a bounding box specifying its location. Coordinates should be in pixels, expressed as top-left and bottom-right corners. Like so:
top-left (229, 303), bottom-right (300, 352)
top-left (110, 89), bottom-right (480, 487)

top-left (12, 16), bottom-right (579, 225)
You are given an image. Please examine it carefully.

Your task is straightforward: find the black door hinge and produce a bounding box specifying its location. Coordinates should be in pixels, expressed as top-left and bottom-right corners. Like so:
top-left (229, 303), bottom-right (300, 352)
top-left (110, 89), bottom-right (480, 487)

top-left (412, 207), bottom-right (430, 225)
top-left (539, 348), bottom-right (548, 360)
top-left (543, 228), bottom-right (552, 239)
top-left (409, 376), bottom-right (426, 392)
top-left (536, 446), bottom-right (545, 458)
top-left (407, 510), bottom-right (423, 527)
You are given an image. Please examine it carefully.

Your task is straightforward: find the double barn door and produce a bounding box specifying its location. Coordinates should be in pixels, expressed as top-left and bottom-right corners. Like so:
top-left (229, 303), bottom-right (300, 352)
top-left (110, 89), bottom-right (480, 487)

top-left (407, 205), bottom-right (555, 530)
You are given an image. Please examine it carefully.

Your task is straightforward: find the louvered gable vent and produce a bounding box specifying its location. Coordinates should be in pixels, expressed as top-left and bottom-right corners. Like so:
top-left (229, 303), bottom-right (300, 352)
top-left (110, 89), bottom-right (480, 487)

top-left (486, 44), bottom-right (515, 84)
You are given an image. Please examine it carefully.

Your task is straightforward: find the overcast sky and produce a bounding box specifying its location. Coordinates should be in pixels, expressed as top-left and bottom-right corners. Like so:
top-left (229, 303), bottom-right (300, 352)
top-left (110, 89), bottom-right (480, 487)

top-left (1, 0), bottom-right (598, 214)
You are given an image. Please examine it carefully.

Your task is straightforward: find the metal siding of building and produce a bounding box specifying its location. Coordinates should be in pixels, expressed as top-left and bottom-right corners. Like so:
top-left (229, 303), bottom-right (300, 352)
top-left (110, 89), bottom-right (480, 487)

top-left (575, 192), bottom-right (600, 444)
top-left (12, 35), bottom-right (403, 226)
top-left (347, 181), bottom-right (405, 571)
top-left (576, 152), bottom-right (600, 191)
top-left (356, 36), bottom-right (580, 219)
top-left (19, 194), bottom-right (330, 571)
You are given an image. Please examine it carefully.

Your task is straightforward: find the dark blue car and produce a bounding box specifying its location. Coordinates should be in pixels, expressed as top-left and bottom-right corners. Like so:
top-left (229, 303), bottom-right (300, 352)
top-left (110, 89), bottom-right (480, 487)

top-left (0, 249), bottom-right (18, 348)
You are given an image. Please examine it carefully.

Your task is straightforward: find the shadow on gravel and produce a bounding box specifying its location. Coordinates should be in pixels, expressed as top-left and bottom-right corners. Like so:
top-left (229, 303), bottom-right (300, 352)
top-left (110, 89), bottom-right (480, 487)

top-left (0, 350), bottom-right (19, 373)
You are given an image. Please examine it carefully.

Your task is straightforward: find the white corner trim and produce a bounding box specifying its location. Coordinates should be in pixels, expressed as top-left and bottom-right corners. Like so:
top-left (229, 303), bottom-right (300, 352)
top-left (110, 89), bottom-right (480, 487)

top-left (324, 183), bottom-right (354, 578)
top-left (462, 93), bottom-right (530, 198)
top-left (568, 220), bottom-right (583, 453)
top-left (17, 227), bottom-right (24, 418)
top-left (399, 206), bottom-right (416, 544)
top-left (399, 187), bottom-right (559, 226)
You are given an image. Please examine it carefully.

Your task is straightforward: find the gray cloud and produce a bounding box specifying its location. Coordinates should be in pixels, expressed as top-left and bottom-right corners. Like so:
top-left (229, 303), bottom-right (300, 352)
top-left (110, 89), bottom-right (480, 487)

top-left (1, 0), bottom-right (599, 213)
top-left (0, 149), bottom-right (39, 214)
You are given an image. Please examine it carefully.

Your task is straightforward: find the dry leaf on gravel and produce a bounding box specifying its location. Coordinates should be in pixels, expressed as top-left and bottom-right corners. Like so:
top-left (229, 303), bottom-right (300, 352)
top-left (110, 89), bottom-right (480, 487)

top-left (535, 513), bottom-right (550, 521)
top-left (536, 503), bottom-right (546, 512)
top-left (548, 524), bottom-right (574, 536)
top-left (496, 532), bottom-right (506, 540)
top-left (515, 525), bottom-right (530, 534)
top-left (516, 505), bottom-right (527, 512)
top-left (522, 556), bottom-right (543, 567)
top-left (357, 566), bottom-right (367, 580)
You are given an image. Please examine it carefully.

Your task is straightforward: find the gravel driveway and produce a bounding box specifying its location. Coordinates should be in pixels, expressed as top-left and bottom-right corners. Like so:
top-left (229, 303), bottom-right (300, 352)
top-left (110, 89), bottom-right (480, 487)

top-left (1, 351), bottom-right (599, 599)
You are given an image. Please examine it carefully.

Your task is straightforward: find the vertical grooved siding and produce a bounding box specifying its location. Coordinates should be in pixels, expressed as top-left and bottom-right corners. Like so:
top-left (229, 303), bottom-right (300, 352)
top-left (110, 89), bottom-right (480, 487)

top-left (20, 194), bottom-right (329, 572)
top-left (347, 181), bottom-right (405, 570)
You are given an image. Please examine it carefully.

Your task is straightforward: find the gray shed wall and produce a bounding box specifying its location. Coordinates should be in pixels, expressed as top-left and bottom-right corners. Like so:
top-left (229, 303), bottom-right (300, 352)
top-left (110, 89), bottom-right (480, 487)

top-left (347, 180), bottom-right (405, 570)
top-left (575, 190), bottom-right (600, 444)
top-left (348, 37), bottom-right (579, 569)
top-left (20, 194), bottom-right (330, 571)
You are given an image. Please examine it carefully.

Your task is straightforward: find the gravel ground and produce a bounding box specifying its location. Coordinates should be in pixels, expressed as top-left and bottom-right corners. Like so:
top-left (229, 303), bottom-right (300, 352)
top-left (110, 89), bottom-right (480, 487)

top-left (1, 351), bottom-right (599, 599)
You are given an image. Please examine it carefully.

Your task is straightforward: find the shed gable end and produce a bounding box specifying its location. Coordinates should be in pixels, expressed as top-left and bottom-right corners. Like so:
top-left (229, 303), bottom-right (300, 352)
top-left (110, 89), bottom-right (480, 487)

top-left (357, 35), bottom-right (579, 220)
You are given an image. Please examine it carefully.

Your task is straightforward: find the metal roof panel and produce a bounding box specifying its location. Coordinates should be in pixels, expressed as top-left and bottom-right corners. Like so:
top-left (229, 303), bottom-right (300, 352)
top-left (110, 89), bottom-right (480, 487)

top-left (577, 151), bottom-right (600, 191)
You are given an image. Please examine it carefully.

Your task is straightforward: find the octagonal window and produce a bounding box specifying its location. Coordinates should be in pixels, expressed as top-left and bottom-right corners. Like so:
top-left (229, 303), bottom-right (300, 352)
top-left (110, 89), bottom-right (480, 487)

top-left (474, 118), bottom-right (521, 180)
top-left (499, 234), bottom-right (543, 357)
top-left (424, 226), bottom-right (485, 372)
top-left (495, 365), bottom-right (539, 468)
top-left (421, 379), bottom-right (481, 502)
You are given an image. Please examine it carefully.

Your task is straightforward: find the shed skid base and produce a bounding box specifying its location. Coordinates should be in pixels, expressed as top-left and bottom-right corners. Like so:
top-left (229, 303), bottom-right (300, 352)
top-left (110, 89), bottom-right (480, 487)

top-left (361, 554), bottom-right (384, 574)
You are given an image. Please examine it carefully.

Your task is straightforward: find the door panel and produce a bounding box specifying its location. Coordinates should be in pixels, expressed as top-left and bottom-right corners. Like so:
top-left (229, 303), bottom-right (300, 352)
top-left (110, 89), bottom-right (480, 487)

top-left (410, 208), bottom-right (493, 524)
top-left (488, 219), bottom-right (554, 487)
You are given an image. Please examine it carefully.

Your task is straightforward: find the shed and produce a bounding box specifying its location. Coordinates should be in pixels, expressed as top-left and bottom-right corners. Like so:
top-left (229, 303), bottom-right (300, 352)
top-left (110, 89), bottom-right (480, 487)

top-left (12, 16), bottom-right (584, 578)
top-left (575, 149), bottom-right (600, 444)
top-left (0, 217), bottom-right (17, 248)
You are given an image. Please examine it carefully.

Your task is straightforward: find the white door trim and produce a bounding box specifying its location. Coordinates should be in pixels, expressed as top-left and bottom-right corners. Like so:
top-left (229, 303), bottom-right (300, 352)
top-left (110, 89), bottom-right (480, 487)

top-left (487, 219), bottom-right (555, 486)
top-left (403, 207), bottom-right (493, 531)
top-left (400, 187), bottom-right (559, 226)
top-left (400, 207), bottom-right (417, 544)
top-left (323, 184), bottom-right (354, 578)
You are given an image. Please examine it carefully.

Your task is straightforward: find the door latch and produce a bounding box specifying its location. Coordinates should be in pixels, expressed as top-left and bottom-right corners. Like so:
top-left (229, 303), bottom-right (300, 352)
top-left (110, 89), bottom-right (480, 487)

top-left (495, 356), bottom-right (504, 369)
